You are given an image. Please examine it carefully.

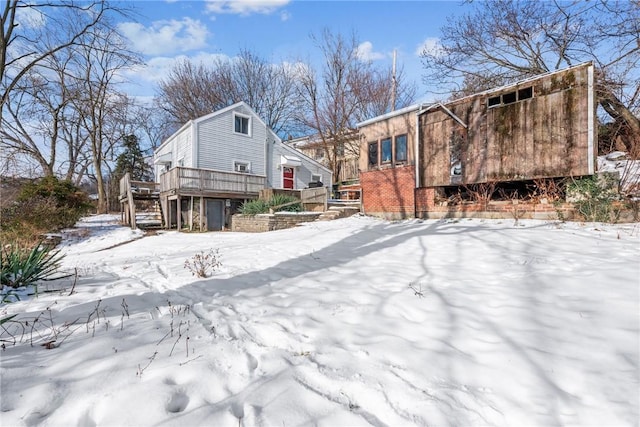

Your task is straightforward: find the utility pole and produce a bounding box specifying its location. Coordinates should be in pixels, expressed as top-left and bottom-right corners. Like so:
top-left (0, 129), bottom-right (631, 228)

top-left (391, 49), bottom-right (397, 111)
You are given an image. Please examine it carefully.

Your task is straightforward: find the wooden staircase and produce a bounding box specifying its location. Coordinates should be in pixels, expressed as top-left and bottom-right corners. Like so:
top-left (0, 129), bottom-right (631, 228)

top-left (119, 173), bottom-right (163, 229)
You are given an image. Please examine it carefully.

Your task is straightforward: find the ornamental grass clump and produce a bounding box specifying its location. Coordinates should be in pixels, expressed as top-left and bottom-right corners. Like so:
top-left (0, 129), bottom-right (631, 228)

top-left (1, 242), bottom-right (65, 292)
top-left (269, 194), bottom-right (302, 212)
top-left (239, 199), bottom-right (270, 215)
top-left (239, 194), bottom-right (301, 215)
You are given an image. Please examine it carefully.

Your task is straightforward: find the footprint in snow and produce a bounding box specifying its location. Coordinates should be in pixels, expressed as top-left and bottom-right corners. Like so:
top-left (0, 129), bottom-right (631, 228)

top-left (77, 410), bottom-right (97, 427)
top-left (247, 353), bottom-right (259, 372)
top-left (166, 391), bottom-right (189, 413)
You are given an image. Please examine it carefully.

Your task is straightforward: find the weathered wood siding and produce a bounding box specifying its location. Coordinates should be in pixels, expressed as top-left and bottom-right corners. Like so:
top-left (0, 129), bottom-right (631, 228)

top-left (420, 63), bottom-right (595, 186)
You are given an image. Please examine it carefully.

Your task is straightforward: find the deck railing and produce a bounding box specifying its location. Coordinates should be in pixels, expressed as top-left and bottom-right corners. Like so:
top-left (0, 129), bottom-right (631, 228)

top-left (159, 167), bottom-right (266, 195)
top-left (119, 173), bottom-right (160, 200)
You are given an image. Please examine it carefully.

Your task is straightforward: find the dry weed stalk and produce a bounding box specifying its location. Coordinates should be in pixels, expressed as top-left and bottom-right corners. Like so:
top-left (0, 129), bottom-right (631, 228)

top-left (465, 181), bottom-right (497, 207)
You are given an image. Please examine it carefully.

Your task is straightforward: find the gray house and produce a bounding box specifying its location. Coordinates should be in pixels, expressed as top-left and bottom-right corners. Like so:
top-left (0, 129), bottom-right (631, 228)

top-left (153, 102), bottom-right (332, 231)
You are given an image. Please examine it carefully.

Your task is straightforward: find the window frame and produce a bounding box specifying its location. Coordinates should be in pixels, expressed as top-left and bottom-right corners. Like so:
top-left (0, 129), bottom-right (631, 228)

top-left (233, 160), bottom-right (250, 173)
top-left (233, 112), bottom-right (251, 136)
top-left (380, 137), bottom-right (392, 164)
top-left (311, 173), bottom-right (322, 183)
top-left (368, 141), bottom-right (379, 169)
top-left (394, 134), bottom-right (408, 163)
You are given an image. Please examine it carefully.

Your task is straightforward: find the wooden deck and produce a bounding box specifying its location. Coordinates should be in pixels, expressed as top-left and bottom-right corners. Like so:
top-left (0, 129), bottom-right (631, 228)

top-left (159, 167), bottom-right (266, 198)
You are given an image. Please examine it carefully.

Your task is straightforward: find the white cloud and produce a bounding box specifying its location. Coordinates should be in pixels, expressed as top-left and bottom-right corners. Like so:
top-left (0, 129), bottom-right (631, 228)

top-left (129, 52), bottom-right (231, 84)
top-left (280, 10), bottom-right (291, 21)
top-left (355, 41), bottom-right (386, 62)
top-left (15, 6), bottom-right (46, 29)
top-left (118, 18), bottom-right (209, 56)
top-left (205, 0), bottom-right (290, 15)
top-left (415, 37), bottom-right (443, 57)
top-left (282, 61), bottom-right (312, 79)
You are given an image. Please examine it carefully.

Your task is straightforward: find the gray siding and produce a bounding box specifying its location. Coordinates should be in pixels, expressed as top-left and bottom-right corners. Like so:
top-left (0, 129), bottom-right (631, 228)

top-left (175, 128), bottom-right (192, 166)
top-left (196, 104), bottom-right (266, 175)
top-left (154, 102), bottom-right (330, 190)
top-left (154, 125), bottom-right (191, 179)
top-left (269, 139), bottom-right (333, 189)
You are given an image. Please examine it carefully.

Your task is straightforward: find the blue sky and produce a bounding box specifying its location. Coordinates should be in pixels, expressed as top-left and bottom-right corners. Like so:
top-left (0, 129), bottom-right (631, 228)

top-left (119, 0), bottom-right (473, 102)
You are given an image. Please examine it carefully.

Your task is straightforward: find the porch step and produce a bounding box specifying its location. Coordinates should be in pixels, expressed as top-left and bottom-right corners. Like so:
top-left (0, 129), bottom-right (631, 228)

top-left (136, 211), bottom-right (162, 229)
top-left (318, 206), bottom-right (361, 221)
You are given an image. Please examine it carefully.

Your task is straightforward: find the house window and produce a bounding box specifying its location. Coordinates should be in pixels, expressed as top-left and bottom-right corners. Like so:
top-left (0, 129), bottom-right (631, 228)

top-left (395, 135), bottom-right (407, 163)
top-left (502, 91), bottom-right (517, 104)
top-left (311, 173), bottom-right (322, 183)
top-left (368, 142), bottom-right (378, 168)
top-left (315, 148), bottom-right (324, 160)
top-left (488, 96), bottom-right (501, 107)
top-left (234, 113), bottom-right (250, 135)
top-left (487, 86), bottom-right (534, 108)
top-left (381, 138), bottom-right (392, 163)
top-left (336, 143), bottom-right (345, 157)
top-left (518, 87), bottom-right (533, 100)
top-left (234, 161), bottom-right (250, 173)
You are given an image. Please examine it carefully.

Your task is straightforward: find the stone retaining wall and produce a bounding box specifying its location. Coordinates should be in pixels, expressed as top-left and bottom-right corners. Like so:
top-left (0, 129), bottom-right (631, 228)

top-left (231, 212), bottom-right (322, 232)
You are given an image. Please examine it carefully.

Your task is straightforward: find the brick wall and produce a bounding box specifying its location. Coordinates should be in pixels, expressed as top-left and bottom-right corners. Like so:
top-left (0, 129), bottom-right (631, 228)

top-left (415, 187), bottom-right (436, 210)
top-left (416, 200), bottom-right (579, 220)
top-left (361, 166), bottom-right (415, 219)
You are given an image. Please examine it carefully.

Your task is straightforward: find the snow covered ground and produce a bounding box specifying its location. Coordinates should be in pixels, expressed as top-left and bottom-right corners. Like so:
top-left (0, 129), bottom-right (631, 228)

top-left (1, 214), bottom-right (638, 427)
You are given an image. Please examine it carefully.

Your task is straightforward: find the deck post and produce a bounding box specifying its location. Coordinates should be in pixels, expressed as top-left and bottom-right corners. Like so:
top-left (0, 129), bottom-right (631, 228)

top-left (199, 197), bottom-right (204, 231)
top-left (189, 196), bottom-right (194, 231)
top-left (324, 187), bottom-right (328, 212)
top-left (124, 173), bottom-right (136, 229)
top-left (176, 196), bottom-right (181, 231)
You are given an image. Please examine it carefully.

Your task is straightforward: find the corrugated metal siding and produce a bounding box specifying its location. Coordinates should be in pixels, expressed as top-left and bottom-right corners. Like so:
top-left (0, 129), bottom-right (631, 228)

top-left (196, 105), bottom-right (266, 174)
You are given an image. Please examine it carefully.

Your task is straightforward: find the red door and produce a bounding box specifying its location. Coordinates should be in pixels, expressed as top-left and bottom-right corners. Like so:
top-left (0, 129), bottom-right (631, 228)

top-left (283, 167), bottom-right (294, 189)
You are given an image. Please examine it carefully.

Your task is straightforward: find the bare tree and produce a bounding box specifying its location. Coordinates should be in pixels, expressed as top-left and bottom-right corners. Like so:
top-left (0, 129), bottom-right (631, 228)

top-left (420, 0), bottom-right (640, 156)
top-left (155, 49), bottom-right (305, 137)
top-left (0, 1), bottom-right (125, 122)
top-left (0, 46), bottom-right (91, 181)
top-left (297, 29), bottom-right (416, 182)
top-left (217, 49), bottom-right (304, 136)
top-left (69, 26), bottom-right (141, 213)
top-left (354, 65), bottom-right (417, 124)
top-left (156, 59), bottom-right (229, 127)
top-left (135, 103), bottom-right (174, 150)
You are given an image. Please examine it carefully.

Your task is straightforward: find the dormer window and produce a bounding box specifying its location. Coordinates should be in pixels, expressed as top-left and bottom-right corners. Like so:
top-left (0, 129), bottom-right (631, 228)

top-left (234, 113), bottom-right (251, 136)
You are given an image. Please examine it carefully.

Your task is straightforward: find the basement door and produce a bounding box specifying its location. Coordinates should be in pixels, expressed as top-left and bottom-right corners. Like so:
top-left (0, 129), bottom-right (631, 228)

top-left (283, 167), bottom-right (295, 189)
top-left (206, 199), bottom-right (224, 231)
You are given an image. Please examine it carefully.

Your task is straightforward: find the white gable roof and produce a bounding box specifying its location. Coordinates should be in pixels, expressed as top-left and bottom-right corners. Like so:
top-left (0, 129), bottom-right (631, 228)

top-left (192, 101), bottom-right (270, 130)
top-left (155, 101), bottom-right (275, 154)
